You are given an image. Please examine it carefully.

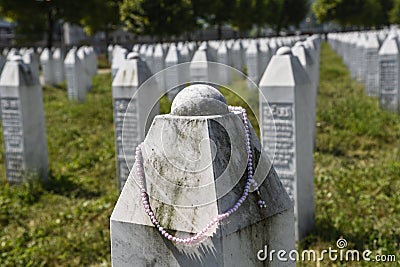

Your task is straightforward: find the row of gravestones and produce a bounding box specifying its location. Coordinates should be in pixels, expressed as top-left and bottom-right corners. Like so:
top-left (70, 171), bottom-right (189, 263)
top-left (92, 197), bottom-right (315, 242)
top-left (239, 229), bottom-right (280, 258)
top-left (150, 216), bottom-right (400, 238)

top-left (0, 44), bottom-right (98, 183)
top-left (110, 35), bottom-right (321, 266)
top-left (1, 46), bottom-right (97, 102)
top-left (328, 30), bottom-right (400, 114)
top-left (0, 34), bottom-right (320, 265)
top-left (109, 36), bottom-right (317, 94)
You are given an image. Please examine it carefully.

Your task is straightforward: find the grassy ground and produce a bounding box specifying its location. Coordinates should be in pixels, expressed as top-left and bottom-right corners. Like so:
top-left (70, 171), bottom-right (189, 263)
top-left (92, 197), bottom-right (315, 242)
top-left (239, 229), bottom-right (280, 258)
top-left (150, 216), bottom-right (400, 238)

top-left (0, 74), bottom-right (116, 266)
top-left (0, 43), bottom-right (399, 266)
top-left (298, 43), bottom-right (400, 266)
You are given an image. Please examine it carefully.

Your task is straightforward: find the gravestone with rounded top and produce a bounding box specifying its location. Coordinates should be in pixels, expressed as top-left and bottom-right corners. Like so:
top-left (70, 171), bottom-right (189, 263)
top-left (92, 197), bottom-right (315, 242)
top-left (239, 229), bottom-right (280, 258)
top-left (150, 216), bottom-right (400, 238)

top-left (0, 55), bottom-right (48, 183)
top-left (110, 84), bottom-right (295, 266)
top-left (231, 41), bottom-right (243, 71)
top-left (259, 47), bottom-right (315, 241)
top-left (378, 34), bottom-right (400, 113)
top-left (112, 52), bottom-right (160, 191)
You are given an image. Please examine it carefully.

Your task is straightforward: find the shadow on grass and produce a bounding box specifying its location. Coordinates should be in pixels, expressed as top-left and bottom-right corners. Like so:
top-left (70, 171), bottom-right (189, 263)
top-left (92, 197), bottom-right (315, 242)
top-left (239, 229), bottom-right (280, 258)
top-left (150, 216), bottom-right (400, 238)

top-left (44, 170), bottom-right (101, 199)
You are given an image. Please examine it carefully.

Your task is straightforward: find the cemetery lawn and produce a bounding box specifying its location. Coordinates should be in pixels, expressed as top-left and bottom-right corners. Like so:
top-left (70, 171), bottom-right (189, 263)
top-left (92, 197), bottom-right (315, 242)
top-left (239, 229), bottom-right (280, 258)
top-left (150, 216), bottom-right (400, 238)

top-left (298, 43), bottom-right (400, 266)
top-left (0, 43), bottom-right (399, 266)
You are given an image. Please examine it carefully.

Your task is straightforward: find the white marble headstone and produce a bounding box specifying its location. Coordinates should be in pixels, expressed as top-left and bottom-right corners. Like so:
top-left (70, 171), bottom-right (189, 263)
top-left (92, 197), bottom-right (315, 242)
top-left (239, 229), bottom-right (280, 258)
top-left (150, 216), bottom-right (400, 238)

top-left (112, 52), bottom-right (160, 191)
top-left (110, 84), bottom-right (295, 266)
top-left (0, 56), bottom-right (48, 183)
top-left (378, 34), bottom-right (400, 113)
top-left (259, 47), bottom-right (315, 241)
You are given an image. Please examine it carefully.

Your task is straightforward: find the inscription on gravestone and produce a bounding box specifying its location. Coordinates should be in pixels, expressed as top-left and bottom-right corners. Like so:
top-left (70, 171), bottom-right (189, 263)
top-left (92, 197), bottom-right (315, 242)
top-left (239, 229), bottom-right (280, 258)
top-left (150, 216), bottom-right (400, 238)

top-left (1, 97), bottom-right (24, 183)
top-left (261, 102), bottom-right (295, 201)
top-left (114, 98), bottom-right (139, 188)
top-left (380, 60), bottom-right (398, 110)
top-left (365, 51), bottom-right (379, 96)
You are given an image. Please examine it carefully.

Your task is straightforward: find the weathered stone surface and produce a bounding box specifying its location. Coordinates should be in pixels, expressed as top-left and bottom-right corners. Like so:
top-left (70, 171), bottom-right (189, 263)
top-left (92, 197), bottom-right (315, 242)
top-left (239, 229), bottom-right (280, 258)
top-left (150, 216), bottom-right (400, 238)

top-left (0, 56), bottom-right (48, 183)
top-left (111, 84), bottom-right (295, 266)
top-left (259, 47), bottom-right (315, 241)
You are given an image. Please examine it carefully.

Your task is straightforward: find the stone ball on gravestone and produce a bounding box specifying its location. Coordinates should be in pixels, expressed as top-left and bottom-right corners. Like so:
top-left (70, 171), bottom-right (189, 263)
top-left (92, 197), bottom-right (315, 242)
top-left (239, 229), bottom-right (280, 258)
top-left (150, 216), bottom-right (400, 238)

top-left (276, 46), bottom-right (292, 55)
top-left (170, 84), bottom-right (229, 116)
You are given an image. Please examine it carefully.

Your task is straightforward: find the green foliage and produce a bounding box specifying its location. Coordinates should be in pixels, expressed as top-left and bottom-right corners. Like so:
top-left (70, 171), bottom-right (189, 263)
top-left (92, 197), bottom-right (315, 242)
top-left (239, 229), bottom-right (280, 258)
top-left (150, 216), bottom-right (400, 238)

top-left (297, 43), bottom-right (400, 266)
top-left (390, 0), bottom-right (400, 24)
top-left (265, 0), bottom-right (310, 34)
top-left (313, 0), bottom-right (394, 26)
top-left (80, 0), bottom-right (122, 35)
top-left (120, 0), bottom-right (196, 39)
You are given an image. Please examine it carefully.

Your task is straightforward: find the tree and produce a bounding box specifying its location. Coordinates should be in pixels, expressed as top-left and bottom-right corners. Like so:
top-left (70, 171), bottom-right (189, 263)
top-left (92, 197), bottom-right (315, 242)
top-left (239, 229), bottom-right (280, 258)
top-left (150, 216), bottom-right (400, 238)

top-left (120, 0), bottom-right (196, 40)
top-left (192, 0), bottom-right (235, 39)
top-left (80, 0), bottom-right (122, 47)
top-left (0, 0), bottom-right (86, 47)
top-left (313, 0), bottom-right (393, 27)
top-left (390, 0), bottom-right (400, 24)
top-left (265, 0), bottom-right (310, 35)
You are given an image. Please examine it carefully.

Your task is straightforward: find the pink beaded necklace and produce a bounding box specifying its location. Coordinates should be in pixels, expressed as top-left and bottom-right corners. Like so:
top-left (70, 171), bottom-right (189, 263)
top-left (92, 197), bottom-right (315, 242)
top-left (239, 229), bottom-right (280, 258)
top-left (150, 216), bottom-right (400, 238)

top-left (135, 106), bottom-right (267, 245)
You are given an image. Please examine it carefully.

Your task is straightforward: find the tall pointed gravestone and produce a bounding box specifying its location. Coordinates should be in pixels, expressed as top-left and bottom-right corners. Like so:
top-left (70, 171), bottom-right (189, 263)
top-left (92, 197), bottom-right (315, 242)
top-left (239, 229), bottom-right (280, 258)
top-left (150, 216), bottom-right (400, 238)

top-left (292, 42), bottom-right (317, 146)
top-left (217, 41), bottom-right (232, 85)
top-left (64, 48), bottom-right (86, 102)
top-left (40, 48), bottom-right (55, 85)
top-left (259, 47), bottom-right (315, 241)
top-left (365, 34), bottom-right (380, 97)
top-left (110, 84), bottom-right (295, 266)
top-left (378, 34), bottom-right (400, 113)
top-left (165, 43), bottom-right (180, 100)
top-left (0, 55), bottom-right (48, 183)
top-left (112, 52), bottom-right (160, 191)
top-left (52, 48), bottom-right (65, 84)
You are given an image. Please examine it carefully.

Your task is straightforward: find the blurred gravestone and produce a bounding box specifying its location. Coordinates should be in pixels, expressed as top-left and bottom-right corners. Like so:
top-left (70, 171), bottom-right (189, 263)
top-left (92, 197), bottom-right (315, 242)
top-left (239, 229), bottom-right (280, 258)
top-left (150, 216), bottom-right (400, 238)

top-left (164, 43), bottom-right (180, 100)
top-left (0, 56), bottom-right (48, 183)
top-left (378, 34), bottom-right (400, 113)
top-left (259, 47), bottom-right (315, 241)
top-left (365, 34), bottom-right (380, 97)
top-left (112, 52), bottom-right (160, 191)
top-left (52, 48), bottom-right (65, 84)
top-left (245, 40), bottom-right (259, 89)
top-left (22, 49), bottom-right (39, 78)
top-left (40, 48), bottom-right (55, 85)
top-left (217, 41), bottom-right (232, 85)
top-left (64, 48), bottom-right (86, 102)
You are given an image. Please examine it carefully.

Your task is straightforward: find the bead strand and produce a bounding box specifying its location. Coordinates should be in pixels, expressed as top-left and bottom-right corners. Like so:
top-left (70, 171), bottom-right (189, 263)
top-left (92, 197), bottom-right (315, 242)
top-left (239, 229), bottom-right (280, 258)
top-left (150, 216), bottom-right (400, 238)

top-left (135, 105), bottom-right (266, 245)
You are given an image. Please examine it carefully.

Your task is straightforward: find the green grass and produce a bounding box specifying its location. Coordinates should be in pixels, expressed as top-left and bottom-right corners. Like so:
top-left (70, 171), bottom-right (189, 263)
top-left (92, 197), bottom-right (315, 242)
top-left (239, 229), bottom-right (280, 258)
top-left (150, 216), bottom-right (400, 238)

top-left (298, 43), bottom-right (400, 266)
top-left (0, 73), bottom-right (116, 266)
top-left (0, 44), bottom-right (399, 266)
